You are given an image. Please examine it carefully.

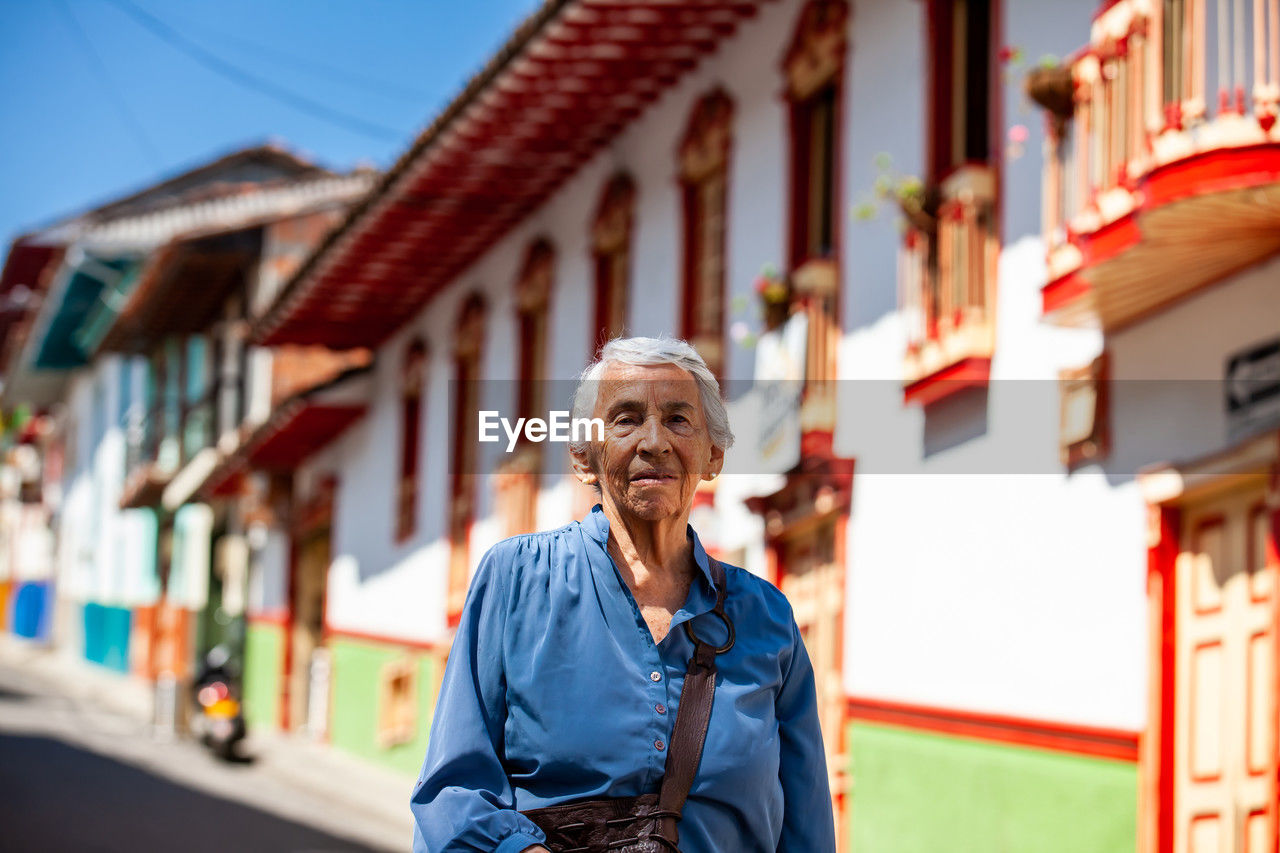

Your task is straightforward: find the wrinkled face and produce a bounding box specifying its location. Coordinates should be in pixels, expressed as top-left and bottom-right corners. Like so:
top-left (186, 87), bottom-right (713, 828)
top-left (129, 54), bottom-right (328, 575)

top-left (574, 362), bottom-right (724, 524)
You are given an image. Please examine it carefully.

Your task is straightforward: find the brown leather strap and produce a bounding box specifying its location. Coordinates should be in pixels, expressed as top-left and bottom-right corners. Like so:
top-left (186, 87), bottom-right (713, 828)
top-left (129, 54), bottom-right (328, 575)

top-left (654, 557), bottom-right (732, 847)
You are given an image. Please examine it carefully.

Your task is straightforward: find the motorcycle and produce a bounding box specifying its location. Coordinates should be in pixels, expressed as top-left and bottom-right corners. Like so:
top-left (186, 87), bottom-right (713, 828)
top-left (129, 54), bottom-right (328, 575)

top-left (191, 646), bottom-right (247, 761)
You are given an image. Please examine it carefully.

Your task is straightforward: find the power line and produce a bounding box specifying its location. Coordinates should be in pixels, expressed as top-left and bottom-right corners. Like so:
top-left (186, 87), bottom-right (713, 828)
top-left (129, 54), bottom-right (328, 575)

top-left (99, 0), bottom-right (406, 142)
top-left (55, 0), bottom-right (163, 165)
top-left (131, 4), bottom-right (433, 104)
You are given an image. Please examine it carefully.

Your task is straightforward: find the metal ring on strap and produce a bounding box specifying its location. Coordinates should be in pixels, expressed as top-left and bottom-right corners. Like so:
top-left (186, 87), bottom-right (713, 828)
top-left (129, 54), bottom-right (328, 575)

top-left (683, 610), bottom-right (734, 654)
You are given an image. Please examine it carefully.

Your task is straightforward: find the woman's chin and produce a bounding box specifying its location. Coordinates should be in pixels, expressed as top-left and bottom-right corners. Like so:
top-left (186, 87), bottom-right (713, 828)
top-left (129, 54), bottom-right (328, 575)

top-left (616, 489), bottom-right (683, 522)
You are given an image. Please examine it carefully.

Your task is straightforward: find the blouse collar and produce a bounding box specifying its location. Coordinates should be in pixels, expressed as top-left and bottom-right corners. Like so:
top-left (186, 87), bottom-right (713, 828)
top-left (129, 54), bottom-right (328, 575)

top-left (581, 503), bottom-right (718, 597)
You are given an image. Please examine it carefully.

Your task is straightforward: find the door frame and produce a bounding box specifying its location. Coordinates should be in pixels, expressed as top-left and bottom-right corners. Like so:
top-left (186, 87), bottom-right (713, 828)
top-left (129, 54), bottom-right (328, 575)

top-left (1138, 429), bottom-right (1280, 853)
top-left (281, 476), bottom-right (335, 733)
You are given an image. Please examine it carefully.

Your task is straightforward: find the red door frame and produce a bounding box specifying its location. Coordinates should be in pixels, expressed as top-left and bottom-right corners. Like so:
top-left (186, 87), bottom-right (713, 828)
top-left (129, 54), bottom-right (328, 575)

top-left (1144, 437), bottom-right (1280, 853)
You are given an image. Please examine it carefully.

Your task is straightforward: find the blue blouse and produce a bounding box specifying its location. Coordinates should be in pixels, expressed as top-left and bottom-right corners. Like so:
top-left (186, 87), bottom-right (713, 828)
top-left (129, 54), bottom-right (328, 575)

top-left (410, 505), bottom-right (835, 853)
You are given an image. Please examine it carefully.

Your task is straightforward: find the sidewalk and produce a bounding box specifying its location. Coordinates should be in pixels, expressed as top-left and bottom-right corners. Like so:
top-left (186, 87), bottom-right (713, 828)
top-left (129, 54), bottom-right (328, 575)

top-left (0, 633), bottom-right (417, 851)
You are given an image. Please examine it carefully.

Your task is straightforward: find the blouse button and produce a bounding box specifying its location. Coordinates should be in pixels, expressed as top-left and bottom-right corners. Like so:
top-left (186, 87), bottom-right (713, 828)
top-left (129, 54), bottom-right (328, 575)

top-left (655, 703), bottom-right (667, 715)
top-left (649, 671), bottom-right (662, 682)
top-left (654, 739), bottom-right (666, 751)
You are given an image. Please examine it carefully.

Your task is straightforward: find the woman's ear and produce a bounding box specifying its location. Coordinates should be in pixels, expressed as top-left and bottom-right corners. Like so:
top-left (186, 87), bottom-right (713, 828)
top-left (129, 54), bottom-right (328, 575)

top-left (570, 445), bottom-right (598, 487)
top-left (703, 444), bottom-right (725, 481)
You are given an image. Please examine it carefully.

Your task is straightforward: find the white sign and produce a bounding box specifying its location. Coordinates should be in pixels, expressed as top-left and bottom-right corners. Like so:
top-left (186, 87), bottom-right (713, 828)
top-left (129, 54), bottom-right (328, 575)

top-left (1226, 337), bottom-right (1280, 444)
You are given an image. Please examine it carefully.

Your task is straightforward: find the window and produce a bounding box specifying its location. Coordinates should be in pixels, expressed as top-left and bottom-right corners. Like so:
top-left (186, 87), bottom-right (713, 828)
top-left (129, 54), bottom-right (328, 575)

top-left (784, 0), bottom-right (848, 397)
top-left (448, 294), bottom-right (486, 622)
top-left (679, 90), bottom-right (733, 381)
top-left (591, 174), bottom-right (635, 353)
top-left (900, 0), bottom-right (998, 401)
top-left (376, 657), bottom-right (418, 748)
top-left (1059, 353), bottom-right (1110, 471)
top-left (927, 0), bottom-right (992, 182)
top-left (497, 242), bottom-right (554, 538)
top-left (396, 340), bottom-right (427, 542)
top-left (785, 0), bottom-right (847, 269)
top-left (515, 240), bottom-right (554, 427)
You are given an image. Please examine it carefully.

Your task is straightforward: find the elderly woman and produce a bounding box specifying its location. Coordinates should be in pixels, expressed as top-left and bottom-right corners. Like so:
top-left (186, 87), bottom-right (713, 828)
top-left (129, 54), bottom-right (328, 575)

top-left (411, 337), bottom-right (834, 853)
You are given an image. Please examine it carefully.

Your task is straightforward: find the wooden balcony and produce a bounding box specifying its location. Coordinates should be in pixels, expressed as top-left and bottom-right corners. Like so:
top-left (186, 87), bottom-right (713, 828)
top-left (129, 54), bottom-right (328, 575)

top-left (1040, 0), bottom-right (1280, 330)
top-left (790, 257), bottom-right (841, 432)
top-left (900, 164), bottom-right (997, 406)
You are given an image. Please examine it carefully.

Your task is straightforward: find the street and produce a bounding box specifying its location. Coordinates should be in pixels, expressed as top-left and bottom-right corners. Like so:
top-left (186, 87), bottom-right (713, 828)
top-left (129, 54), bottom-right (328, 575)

top-left (0, 654), bottom-right (409, 852)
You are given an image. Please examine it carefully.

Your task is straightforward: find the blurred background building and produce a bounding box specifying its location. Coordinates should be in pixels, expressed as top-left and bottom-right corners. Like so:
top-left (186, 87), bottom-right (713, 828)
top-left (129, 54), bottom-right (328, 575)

top-left (2, 0), bottom-right (1278, 851)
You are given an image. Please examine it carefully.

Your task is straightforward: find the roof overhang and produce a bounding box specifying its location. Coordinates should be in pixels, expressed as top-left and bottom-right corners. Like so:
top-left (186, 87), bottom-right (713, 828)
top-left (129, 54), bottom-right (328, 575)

top-left (1137, 429), bottom-right (1279, 507)
top-left (199, 367), bottom-right (373, 499)
top-left (95, 227), bottom-right (262, 355)
top-left (0, 239), bottom-right (64, 379)
top-left (253, 0), bottom-right (768, 349)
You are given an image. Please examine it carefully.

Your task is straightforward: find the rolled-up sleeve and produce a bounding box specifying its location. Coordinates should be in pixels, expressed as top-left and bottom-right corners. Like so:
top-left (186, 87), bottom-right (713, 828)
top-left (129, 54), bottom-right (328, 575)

top-left (410, 546), bottom-right (546, 853)
top-left (776, 615), bottom-right (837, 852)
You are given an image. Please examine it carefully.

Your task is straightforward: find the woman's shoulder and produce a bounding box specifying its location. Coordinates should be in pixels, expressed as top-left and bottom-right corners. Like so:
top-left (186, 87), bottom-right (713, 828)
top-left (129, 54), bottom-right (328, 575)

top-left (715, 559), bottom-right (797, 627)
top-left (474, 519), bottom-right (591, 588)
top-left (482, 518), bottom-right (584, 559)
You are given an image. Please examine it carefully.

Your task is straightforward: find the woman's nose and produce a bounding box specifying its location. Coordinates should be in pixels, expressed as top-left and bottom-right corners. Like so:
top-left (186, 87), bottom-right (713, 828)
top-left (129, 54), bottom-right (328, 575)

top-left (636, 416), bottom-right (669, 454)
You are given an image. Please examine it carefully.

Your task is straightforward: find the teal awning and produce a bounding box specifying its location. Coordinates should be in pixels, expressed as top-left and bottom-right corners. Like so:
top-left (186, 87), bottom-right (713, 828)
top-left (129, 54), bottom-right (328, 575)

top-left (33, 257), bottom-right (134, 369)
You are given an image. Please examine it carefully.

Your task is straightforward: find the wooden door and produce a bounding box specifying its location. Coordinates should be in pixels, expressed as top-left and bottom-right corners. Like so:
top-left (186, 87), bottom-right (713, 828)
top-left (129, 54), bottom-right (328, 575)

top-left (779, 516), bottom-right (845, 823)
top-left (1174, 488), bottom-right (1278, 853)
top-left (288, 527), bottom-right (329, 733)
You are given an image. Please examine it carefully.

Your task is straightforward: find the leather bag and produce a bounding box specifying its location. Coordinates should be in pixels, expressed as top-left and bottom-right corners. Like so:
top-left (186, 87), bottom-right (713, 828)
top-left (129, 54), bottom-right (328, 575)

top-left (519, 558), bottom-right (734, 853)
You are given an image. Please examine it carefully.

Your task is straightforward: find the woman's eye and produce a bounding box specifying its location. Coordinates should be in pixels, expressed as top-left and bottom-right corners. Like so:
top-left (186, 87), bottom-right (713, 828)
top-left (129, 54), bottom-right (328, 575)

top-left (669, 415), bottom-right (688, 424)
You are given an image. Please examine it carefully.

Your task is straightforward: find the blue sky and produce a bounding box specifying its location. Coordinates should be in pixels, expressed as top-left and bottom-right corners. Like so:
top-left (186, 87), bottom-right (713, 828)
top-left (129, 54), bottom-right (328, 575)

top-left (0, 0), bottom-right (542, 243)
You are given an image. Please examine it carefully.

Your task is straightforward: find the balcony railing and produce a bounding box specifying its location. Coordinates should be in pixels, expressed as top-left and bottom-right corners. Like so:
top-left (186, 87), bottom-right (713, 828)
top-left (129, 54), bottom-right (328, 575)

top-left (181, 388), bottom-right (218, 466)
top-left (1044, 0), bottom-right (1280, 270)
top-left (789, 257), bottom-right (840, 433)
top-left (900, 164), bottom-right (997, 403)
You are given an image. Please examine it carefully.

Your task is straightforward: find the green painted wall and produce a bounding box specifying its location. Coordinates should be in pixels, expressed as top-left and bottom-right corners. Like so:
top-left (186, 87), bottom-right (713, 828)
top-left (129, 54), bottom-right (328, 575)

top-left (243, 621), bottom-right (284, 732)
top-left (848, 722), bottom-right (1137, 853)
top-left (329, 636), bottom-right (438, 776)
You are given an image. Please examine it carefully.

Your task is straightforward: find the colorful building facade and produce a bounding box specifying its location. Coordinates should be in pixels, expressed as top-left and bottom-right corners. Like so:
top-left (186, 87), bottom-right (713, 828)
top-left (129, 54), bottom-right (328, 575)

top-left (243, 1), bottom-right (1219, 850)
top-left (0, 147), bottom-right (374, 717)
top-left (2, 2), bottom-right (1276, 851)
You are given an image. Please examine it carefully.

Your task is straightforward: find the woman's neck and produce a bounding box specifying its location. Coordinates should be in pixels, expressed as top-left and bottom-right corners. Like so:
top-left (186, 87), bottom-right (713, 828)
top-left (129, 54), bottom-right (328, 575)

top-left (600, 498), bottom-right (694, 587)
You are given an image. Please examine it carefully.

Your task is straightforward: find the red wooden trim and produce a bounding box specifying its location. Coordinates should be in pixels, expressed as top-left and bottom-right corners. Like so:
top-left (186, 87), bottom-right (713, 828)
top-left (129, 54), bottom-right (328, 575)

top-left (397, 340), bottom-right (427, 543)
top-left (1143, 144), bottom-right (1280, 209)
top-left (1271, 475), bottom-right (1280, 853)
top-left (246, 609), bottom-right (290, 627)
top-left (1187, 639), bottom-right (1224, 782)
top-left (1045, 145), bottom-right (1280, 319)
top-left (1079, 210), bottom-right (1140, 267)
top-left (1190, 515), bottom-right (1226, 615)
top-left (1148, 504), bottom-right (1179, 853)
top-left (782, 2), bottom-right (846, 314)
top-left (280, 515), bottom-right (298, 731)
top-left (847, 695), bottom-right (1141, 762)
top-left (924, 0), bottom-right (951, 184)
top-left (902, 356), bottom-right (992, 407)
top-left (1248, 502), bottom-right (1270, 604)
top-left (1092, 0), bottom-right (1125, 21)
top-left (1042, 270), bottom-right (1092, 316)
top-left (323, 624), bottom-right (448, 654)
top-left (1245, 628), bottom-right (1273, 777)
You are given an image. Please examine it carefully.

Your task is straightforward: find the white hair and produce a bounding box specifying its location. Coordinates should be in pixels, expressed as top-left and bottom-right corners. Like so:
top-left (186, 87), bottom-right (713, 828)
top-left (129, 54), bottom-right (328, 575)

top-left (569, 336), bottom-right (735, 455)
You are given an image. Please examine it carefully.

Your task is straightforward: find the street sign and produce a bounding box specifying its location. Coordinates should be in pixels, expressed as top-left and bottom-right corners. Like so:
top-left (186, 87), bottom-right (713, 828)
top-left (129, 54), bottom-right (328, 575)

top-left (1226, 336), bottom-right (1280, 443)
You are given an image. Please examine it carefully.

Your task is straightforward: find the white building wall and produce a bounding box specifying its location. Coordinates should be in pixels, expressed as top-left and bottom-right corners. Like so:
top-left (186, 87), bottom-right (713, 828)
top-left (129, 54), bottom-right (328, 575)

top-left (316, 0), bottom-right (1169, 734)
top-left (827, 0), bottom-right (1151, 731)
top-left (53, 356), bottom-right (158, 613)
top-left (322, 0), bottom-right (818, 644)
top-left (1108, 253), bottom-right (1280, 464)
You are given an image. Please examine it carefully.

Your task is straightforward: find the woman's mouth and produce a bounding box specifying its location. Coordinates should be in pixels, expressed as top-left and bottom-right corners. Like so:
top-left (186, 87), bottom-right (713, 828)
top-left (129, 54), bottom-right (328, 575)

top-left (630, 471), bottom-right (676, 486)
